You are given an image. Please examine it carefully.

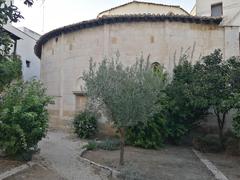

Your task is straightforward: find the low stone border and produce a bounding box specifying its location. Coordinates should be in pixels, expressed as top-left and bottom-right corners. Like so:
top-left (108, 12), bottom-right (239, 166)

top-left (192, 149), bottom-right (229, 180)
top-left (79, 148), bottom-right (120, 178)
top-left (0, 162), bottom-right (35, 180)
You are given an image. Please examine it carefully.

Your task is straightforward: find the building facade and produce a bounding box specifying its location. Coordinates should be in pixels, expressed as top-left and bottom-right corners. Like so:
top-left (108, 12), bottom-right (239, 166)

top-left (35, 1), bottom-right (240, 131)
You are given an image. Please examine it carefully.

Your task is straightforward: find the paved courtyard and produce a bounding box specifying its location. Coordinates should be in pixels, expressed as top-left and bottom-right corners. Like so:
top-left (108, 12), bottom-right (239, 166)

top-left (35, 131), bottom-right (108, 180)
top-left (1, 131), bottom-right (237, 180)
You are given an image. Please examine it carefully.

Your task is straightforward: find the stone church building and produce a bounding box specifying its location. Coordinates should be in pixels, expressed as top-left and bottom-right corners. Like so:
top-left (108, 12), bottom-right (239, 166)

top-left (35, 0), bottom-right (240, 130)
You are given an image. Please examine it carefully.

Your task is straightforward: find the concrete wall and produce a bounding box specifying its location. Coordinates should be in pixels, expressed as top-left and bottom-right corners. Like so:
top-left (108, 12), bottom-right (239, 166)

top-left (40, 21), bottom-right (240, 130)
top-left (98, 2), bottom-right (188, 17)
top-left (196, 0), bottom-right (240, 55)
top-left (17, 27), bottom-right (41, 81)
top-left (196, 0), bottom-right (240, 26)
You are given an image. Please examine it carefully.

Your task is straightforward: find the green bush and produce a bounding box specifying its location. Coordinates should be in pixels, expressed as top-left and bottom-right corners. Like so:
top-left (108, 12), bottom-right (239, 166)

top-left (97, 139), bottom-right (120, 150)
top-left (193, 134), bottom-right (223, 153)
top-left (0, 124), bottom-right (26, 155)
top-left (222, 131), bottom-right (240, 156)
top-left (164, 58), bottom-right (209, 144)
top-left (83, 140), bottom-right (98, 150)
top-left (0, 80), bottom-right (52, 158)
top-left (225, 137), bottom-right (240, 156)
top-left (165, 120), bottom-right (188, 145)
top-left (83, 139), bottom-right (120, 151)
top-left (0, 56), bottom-right (22, 92)
top-left (233, 113), bottom-right (240, 138)
top-left (73, 111), bottom-right (97, 139)
top-left (126, 114), bottom-right (167, 149)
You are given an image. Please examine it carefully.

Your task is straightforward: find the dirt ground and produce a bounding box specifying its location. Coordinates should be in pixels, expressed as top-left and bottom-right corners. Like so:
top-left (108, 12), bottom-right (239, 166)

top-left (0, 158), bottom-right (23, 174)
top-left (204, 153), bottom-right (240, 180)
top-left (5, 164), bottom-right (65, 180)
top-left (83, 146), bottom-right (215, 180)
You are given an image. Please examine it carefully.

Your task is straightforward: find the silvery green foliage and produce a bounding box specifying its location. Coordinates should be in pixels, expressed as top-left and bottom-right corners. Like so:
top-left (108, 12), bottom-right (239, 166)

top-left (83, 56), bottom-right (167, 128)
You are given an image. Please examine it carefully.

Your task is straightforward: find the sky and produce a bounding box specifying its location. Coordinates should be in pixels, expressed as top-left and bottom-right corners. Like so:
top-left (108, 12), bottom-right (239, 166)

top-left (13, 0), bottom-right (196, 35)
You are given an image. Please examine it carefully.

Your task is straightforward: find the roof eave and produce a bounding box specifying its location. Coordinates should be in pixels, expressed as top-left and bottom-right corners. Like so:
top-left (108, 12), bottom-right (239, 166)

top-left (35, 14), bottom-right (223, 59)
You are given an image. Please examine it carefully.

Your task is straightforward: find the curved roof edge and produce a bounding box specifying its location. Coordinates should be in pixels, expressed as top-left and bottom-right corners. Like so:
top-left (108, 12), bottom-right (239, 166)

top-left (35, 14), bottom-right (222, 58)
top-left (97, 1), bottom-right (190, 17)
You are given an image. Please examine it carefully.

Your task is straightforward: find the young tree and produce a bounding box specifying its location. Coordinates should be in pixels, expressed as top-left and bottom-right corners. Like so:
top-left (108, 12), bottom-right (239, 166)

top-left (83, 57), bottom-right (167, 165)
top-left (193, 50), bottom-right (240, 146)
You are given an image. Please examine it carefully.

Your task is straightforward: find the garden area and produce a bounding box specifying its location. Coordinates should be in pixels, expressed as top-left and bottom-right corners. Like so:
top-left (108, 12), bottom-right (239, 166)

top-left (83, 146), bottom-right (215, 180)
top-left (1, 1), bottom-right (240, 179)
top-left (72, 50), bottom-right (240, 179)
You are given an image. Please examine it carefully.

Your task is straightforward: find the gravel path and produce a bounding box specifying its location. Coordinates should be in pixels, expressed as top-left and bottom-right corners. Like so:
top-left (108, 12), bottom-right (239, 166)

top-left (37, 131), bottom-right (108, 180)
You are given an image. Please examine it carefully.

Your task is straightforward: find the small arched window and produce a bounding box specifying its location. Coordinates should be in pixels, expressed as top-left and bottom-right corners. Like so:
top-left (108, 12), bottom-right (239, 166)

top-left (151, 62), bottom-right (161, 71)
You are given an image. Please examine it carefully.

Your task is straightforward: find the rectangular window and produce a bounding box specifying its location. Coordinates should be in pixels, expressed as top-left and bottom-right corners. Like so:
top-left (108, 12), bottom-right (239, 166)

top-left (26, 60), bottom-right (30, 68)
top-left (211, 3), bottom-right (223, 17)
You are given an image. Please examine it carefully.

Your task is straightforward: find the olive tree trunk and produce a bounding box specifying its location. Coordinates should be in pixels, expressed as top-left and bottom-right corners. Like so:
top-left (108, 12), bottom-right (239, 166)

top-left (216, 112), bottom-right (226, 148)
top-left (119, 128), bottom-right (125, 165)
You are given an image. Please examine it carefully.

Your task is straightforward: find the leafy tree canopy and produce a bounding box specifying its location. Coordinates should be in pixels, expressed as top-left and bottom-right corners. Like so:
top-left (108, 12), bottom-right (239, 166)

top-left (194, 50), bottom-right (240, 144)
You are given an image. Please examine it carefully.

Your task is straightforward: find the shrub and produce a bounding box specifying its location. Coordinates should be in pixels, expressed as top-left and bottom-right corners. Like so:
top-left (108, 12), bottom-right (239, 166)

top-left (165, 120), bottom-right (188, 145)
top-left (192, 134), bottom-right (223, 153)
top-left (97, 139), bottom-right (120, 150)
top-left (233, 113), bottom-right (240, 138)
top-left (83, 140), bottom-right (98, 150)
top-left (0, 56), bottom-right (22, 92)
top-left (126, 114), bottom-right (167, 149)
top-left (0, 80), bottom-right (52, 158)
top-left (223, 131), bottom-right (240, 156)
top-left (165, 59), bottom-right (208, 144)
top-left (73, 111), bottom-right (97, 139)
top-left (0, 124), bottom-right (26, 155)
top-left (83, 139), bottom-right (120, 151)
top-left (225, 137), bottom-right (240, 156)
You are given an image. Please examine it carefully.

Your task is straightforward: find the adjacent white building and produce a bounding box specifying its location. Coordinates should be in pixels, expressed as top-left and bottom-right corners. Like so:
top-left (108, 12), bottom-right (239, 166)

top-left (3, 0), bottom-right (41, 80)
top-left (194, 0), bottom-right (240, 56)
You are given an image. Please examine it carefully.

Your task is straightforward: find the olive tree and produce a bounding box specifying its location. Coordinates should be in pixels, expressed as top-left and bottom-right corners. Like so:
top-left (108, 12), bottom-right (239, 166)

top-left (83, 57), bottom-right (167, 165)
